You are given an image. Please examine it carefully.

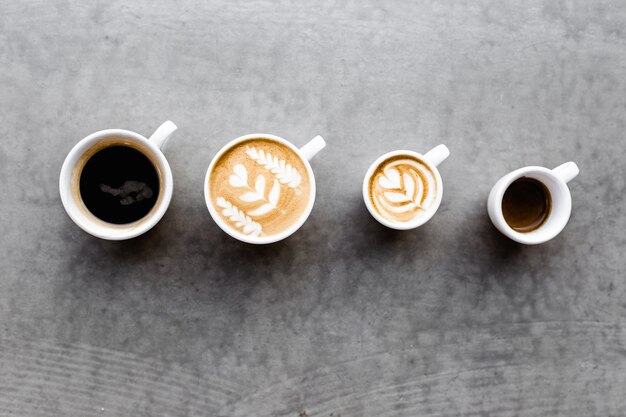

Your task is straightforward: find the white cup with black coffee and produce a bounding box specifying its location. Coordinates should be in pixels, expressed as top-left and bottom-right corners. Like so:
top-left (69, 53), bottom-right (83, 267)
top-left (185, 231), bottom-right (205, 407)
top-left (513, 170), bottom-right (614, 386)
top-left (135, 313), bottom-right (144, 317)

top-left (204, 133), bottom-right (326, 244)
top-left (363, 144), bottom-right (450, 230)
top-left (59, 121), bottom-right (177, 240)
top-left (487, 162), bottom-right (579, 244)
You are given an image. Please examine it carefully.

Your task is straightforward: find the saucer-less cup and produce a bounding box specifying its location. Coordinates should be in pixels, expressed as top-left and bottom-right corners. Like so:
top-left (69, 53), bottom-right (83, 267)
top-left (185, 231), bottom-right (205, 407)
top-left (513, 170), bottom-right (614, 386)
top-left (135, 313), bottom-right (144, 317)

top-left (487, 162), bottom-right (579, 244)
top-left (363, 144), bottom-right (450, 230)
top-left (59, 121), bottom-right (177, 240)
top-left (205, 133), bottom-right (326, 244)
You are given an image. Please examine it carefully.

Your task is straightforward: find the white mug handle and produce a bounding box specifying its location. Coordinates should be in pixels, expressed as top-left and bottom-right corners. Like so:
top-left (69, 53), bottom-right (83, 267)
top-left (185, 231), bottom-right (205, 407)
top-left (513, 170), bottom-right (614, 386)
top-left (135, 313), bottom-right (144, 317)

top-left (299, 135), bottom-right (326, 161)
top-left (149, 120), bottom-right (177, 150)
top-left (552, 161), bottom-right (579, 183)
top-left (423, 144), bottom-right (450, 166)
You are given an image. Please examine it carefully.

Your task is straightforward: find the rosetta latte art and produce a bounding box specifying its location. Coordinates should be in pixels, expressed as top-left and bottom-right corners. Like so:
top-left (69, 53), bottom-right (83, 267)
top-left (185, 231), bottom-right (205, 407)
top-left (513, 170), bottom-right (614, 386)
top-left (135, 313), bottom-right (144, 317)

top-left (209, 138), bottom-right (312, 238)
top-left (368, 155), bottom-right (438, 223)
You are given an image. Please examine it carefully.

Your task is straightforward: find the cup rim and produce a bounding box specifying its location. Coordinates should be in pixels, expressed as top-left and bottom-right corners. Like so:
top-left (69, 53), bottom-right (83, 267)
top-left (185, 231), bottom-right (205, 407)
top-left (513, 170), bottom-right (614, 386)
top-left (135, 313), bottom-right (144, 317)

top-left (59, 129), bottom-right (174, 240)
top-left (204, 133), bottom-right (317, 244)
top-left (488, 166), bottom-right (572, 245)
top-left (362, 149), bottom-right (444, 230)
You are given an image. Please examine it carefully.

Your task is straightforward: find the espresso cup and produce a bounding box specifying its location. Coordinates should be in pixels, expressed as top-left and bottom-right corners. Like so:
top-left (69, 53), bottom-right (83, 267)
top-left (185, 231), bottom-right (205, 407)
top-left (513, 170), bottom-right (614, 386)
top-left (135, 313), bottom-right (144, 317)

top-left (363, 144), bottom-right (450, 230)
top-left (204, 133), bottom-right (326, 244)
top-left (487, 161), bottom-right (579, 244)
top-left (59, 121), bottom-right (177, 240)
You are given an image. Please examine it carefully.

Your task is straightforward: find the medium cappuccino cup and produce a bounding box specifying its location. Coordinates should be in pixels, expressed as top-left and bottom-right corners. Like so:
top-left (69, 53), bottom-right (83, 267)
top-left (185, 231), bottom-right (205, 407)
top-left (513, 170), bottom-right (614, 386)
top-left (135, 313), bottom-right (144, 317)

top-left (487, 161), bottom-right (579, 245)
top-left (205, 133), bottom-right (326, 244)
top-left (363, 144), bottom-right (450, 230)
top-left (59, 121), bottom-right (177, 240)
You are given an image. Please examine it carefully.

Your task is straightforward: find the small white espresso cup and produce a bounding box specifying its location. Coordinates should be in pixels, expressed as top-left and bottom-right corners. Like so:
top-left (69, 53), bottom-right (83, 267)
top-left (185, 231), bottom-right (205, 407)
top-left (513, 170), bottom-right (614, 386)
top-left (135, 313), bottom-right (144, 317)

top-left (487, 161), bottom-right (579, 245)
top-left (204, 133), bottom-right (326, 244)
top-left (363, 144), bottom-right (450, 230)
top-left (59, 121), bottom-right (177, 240)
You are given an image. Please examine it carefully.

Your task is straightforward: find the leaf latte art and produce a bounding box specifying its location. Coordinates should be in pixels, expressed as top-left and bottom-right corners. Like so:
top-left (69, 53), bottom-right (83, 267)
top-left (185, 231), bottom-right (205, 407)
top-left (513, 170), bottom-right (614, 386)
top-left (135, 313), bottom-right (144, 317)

top-left (368, 155), bottom-right (438, 224)
top-left (208, 138), bottom-right (312, 238)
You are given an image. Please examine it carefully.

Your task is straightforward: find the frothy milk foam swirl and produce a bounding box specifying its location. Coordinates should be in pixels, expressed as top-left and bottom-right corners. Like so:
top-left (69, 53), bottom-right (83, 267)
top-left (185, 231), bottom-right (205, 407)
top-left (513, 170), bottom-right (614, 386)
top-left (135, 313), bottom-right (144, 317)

top-left (368, 155), bottom-right (438, 224)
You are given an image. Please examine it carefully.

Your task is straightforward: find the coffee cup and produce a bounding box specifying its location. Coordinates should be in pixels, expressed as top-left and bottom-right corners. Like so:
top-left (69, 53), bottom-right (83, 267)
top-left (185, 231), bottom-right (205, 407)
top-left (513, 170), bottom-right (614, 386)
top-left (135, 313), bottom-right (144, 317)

top-left (204, 133), bottom-right (326, 244)
top-left (363, 144), bottom-right (450, 230)
top-left (487, 161), bottom-right (579, 244)
top-left (59, 121), bottom-right (177, 240)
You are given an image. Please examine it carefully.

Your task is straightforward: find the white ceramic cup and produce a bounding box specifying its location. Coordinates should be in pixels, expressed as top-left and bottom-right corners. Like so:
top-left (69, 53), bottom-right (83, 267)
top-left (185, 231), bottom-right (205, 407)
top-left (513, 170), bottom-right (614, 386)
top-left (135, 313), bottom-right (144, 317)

top-left (204, 133), bottom-right (326, 244)
top-left (487, 161), bottom-right (579, 245)
top-left (363, 144), bottom-right (450, 230)
top-left (59, 121), bottom-right (177, 240)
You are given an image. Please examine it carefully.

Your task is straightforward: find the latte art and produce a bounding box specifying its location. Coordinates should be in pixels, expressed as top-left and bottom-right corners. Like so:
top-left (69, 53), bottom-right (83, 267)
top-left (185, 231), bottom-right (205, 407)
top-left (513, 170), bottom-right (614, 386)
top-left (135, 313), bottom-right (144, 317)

top-left (208, 138), bottom-right (311, 238)
top-left (368, 155), bottom-right (438, 224)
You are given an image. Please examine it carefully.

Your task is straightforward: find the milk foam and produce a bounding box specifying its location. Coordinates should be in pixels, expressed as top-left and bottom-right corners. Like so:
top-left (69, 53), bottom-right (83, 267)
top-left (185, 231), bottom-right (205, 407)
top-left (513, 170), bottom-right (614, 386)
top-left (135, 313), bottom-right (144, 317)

top-left (368, 155), bottom-right (438, 223)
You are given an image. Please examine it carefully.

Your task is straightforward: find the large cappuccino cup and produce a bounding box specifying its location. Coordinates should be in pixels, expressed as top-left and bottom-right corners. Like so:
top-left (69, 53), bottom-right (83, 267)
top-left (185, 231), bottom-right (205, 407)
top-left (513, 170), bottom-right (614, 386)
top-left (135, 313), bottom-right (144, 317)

top-left (59, 121), bottom-right (177, 240)
top-left (205, 133), bottom-right (326, 244)
top-left (363, 144), bottom-right (450, 230)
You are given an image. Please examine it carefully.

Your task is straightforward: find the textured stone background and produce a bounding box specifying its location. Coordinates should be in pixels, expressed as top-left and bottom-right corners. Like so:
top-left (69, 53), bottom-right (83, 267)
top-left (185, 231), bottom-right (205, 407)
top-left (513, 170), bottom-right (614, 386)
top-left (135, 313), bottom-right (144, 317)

top-left (1, 1), bottom-right (625, 416)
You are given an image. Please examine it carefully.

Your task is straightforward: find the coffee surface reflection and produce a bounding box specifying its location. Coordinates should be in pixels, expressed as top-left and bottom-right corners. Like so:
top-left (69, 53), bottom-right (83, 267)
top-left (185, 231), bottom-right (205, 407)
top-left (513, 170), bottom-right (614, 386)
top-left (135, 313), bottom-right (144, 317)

top-left (79, 145), bottom-right (160, 224)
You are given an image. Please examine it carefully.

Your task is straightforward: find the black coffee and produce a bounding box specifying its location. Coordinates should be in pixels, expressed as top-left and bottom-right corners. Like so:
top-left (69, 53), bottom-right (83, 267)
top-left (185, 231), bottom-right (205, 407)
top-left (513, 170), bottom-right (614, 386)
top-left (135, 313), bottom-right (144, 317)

top-left (79, 145), bottom-right (160, 224)
top-left (502, 177), bottom-right (551, 233)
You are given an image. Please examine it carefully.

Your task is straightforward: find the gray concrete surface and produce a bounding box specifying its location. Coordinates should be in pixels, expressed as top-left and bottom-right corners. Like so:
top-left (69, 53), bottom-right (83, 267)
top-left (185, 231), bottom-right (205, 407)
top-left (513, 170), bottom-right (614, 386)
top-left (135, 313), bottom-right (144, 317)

top-left (1, 1), bottom-right (625, 416)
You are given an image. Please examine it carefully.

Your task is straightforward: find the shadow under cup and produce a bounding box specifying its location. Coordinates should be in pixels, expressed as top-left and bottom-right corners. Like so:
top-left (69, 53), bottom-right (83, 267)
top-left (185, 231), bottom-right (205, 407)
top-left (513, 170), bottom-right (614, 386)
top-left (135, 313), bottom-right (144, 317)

top-left (60, 131), bottom-right (173, 240)
top-left (489, 168), bottom-right (572, 245)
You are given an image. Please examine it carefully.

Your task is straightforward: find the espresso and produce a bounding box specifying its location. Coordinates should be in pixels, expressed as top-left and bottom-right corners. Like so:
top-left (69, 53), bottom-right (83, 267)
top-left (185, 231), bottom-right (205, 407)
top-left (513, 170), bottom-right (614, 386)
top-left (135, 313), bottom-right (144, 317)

top-left (502, 177), bottom-right (551, 233)
top-left (208, 138), bottom-right (311, 238)
top-left (79, 145), bottom-right (160, 224)
top-left (368, 154), bottom-right (438, 224)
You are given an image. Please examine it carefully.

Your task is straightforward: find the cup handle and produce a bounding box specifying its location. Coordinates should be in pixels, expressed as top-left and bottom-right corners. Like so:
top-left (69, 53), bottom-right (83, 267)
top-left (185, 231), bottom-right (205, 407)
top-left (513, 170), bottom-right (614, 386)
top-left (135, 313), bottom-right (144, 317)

top-left (423, 144), bottom-right (450, 166)
top-left (552, 161), bottom-right (579, 183)
top-left (149, 121), bottom-right (177, 150)
top-left (299, 135), bottom-right (326, 161)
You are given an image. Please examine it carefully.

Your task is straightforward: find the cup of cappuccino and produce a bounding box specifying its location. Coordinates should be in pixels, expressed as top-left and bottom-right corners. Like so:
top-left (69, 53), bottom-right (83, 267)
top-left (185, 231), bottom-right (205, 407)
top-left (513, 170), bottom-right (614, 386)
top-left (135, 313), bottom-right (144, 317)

top-left (487, 161), bottom-right (579, 244)
top-left (59, 121), bottom-right (177, 240)
top-left (363, 144), bottom-right (450, 230)
top-left (205, 133), bottom-right (326, 244)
